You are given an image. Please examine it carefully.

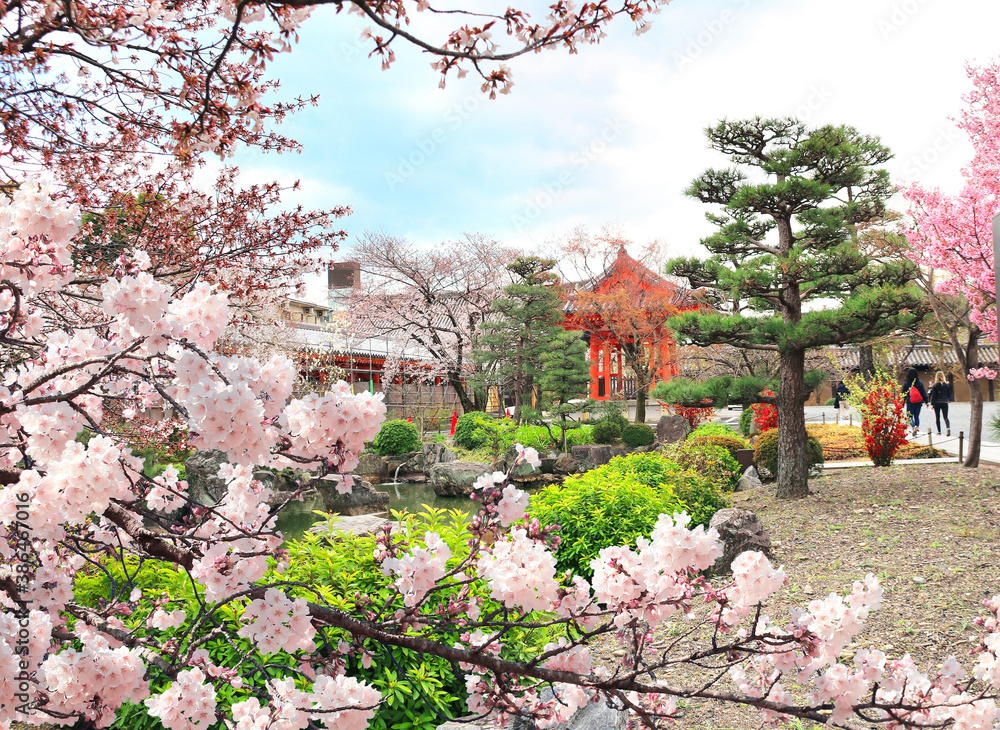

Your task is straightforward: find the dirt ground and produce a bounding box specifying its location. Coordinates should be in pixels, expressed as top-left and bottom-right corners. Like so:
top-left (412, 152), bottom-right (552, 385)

top-left (591, 462), bottom-right (1000, 729)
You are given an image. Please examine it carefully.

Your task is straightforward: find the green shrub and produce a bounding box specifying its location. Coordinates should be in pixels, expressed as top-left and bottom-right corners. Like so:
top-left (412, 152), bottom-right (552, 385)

top-left (591, 405), bottom-right (629, 444)
top-left (506, 424), bottom-right (553, 451)
top-left (530, 452), bottom-right (727, 578)
top-left (753, 429), bottom-right (824, 478)
top-left (689, 422), bottom-right (738, 440)
top-left (372, 419), bottom-right (422, 455)
top-left (662, 440), bottom-right (741, 491)
top-left (825, 397), bottom-right (836, 406)
top-left (592, 420), bottom-right (619, 444)
top-left (739, 408), bottom-right (753, 437)
top-left (566, 425), bottom-right (595, 448)
top-left (661, 464), bottom-right (730, 526)
top-left (78, 508), bottom-right (561, 730)
top-left (621, 423), bottom-right (655, 448)
top-left (453, 412), bottom-right (494, 449)
top-left (688, 433), bottom-right (749, 461)
top-left (530, 468), bottom-right (685, 579)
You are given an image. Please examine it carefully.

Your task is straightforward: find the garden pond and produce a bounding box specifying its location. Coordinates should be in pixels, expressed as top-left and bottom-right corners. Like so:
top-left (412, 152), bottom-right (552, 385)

top-left (274, 480), bottom-right (478, 542)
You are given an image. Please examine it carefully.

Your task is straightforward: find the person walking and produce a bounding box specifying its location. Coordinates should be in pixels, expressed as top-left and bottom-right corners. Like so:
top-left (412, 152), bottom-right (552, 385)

top-left (902, 367), bottom-right (928, 437)
top-left (929, 370), bottom-right (953, 436)
top-left (834, 380), bottom-right (850, 423)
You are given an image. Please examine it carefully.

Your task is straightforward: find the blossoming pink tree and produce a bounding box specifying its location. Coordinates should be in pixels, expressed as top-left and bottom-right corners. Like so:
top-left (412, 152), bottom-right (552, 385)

top-left (901, 60), bottom-right (1000, 466)
top-left (5, 183), bottom-right (1000, 730)
top-left (347, 232), bottom-right (519, 413)
top-left (2, 0), bottom-right (677, 178)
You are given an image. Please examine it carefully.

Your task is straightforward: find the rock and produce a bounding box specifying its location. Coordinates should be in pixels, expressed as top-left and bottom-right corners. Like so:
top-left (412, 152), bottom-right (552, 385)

top-left (570, 445), bottom-right (626, 473)
top-left (736, 466), bottom-right (762, 491)
top-left (184, 450), bottom-right (230, 506)
top-left (632, 444), bottom-right (654, 453)
top-left (539, 457), bottom-right (557, 474)
top-left (309, 513), bottom-right (393, 539)
top-left (429, 462), bottom-right (492, 497)
top-left (254, 469), bottom-right (300, 493)
top-left (913, 576), bottom-right (927, 584)
top-left (708, 508), bottom-right (771, 576)
top-left (655, 415), bottom-right (691, 444)
top-left (553, 453), bottom-right (578, 475)
top-left (315, 477), bottom-right (389, 516)
top-left (354, 452), bottom-right (388, 483)
top-left (420, 443), bottom-right (457, 472)
top-left (508, 689), bottom-right (626, 730)
top-left (386, 452), bottom-right (422, 477)
top-left (496, 445), bottom-right (543, 480)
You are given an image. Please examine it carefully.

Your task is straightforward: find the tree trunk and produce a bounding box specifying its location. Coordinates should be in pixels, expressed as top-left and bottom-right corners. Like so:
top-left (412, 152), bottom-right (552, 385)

top-left (635, 387), bottom-right (646, 424)
top-left (858, 344), bottom-right (875, 382)
top-left (961, 329), bottom-right (982, 468)
top-left (967, 379), bottom-right (983, 468)
top-left (776, 348), bottom-right (809, 499)
top-left (450, 375), bottom-right (479, 414)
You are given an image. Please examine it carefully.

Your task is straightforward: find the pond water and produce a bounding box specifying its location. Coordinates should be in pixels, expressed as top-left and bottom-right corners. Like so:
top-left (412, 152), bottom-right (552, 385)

top-left (274, 480), bottom-right (478, 543)
top-left (379, 480), bottom-right (478, 517)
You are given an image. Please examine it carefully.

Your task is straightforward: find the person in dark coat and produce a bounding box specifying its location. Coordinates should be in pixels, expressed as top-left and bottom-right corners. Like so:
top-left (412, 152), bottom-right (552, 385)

top-left (928, 370), bottom-right (953, 436)
top-left (834, 381), bottom-right (850, 421)
top-left (902, 367), bottom-right (928, 436)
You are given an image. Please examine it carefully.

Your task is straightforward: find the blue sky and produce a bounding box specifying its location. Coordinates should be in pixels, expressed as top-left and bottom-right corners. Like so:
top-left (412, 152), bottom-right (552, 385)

top-left (221, 0), bottom-right (1000, 298)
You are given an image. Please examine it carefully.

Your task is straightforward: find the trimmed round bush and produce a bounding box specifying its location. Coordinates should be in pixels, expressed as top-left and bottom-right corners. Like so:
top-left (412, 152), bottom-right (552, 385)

top-left (453, 412), bottom-right (493, 450)
top-left (739, 408), bottom-right (753, 437)
top-left (825, 397), bottom-right (836, 406)
top-left (688, 433), bottom-right (749, 461)
top-left (371, 419), bottom-right (421, 456)
top-left (753, 429), bottom-right (824, 478)
top-left (621, 423), bottom-right (655, 448)
top-left (663, 440), bottom-right (741, 491)
top-left (592, 420), bottom-right (619, 444)
top-left (592, 408), bottom-right (629, 444)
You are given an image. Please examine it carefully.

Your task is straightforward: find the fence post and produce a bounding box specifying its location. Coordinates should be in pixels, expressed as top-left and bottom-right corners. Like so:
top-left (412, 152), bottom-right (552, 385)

top-left (959, 431), bottom-right (964, 463)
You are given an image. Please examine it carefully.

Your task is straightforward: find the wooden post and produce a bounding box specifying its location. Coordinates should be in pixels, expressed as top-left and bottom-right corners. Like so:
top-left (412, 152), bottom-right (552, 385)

top-left (959, 431), bottom-right (964, 463)
top-left (823, 412), bottom-right (826, 424)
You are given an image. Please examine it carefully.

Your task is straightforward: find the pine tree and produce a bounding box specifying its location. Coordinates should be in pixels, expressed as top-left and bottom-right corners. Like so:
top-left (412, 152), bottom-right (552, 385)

top-left (665, 118), bottom-right (924, 498)
top-left (537, 330), bottom-right (593, 450)
top-left (474, 257), bottom-right (564, 420)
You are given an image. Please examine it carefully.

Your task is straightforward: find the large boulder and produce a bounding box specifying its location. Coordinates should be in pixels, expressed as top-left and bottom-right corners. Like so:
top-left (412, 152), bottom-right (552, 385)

top-left (570, 445), bottom-right (625, 473)
top-left (420, 443), bottom-right (457, 472)
top-left (309, 513), bottom-right (394, 539)
top-left (354, 452), bottom-right (388, 484)
top-left (316, 477), bottom-right (389, 516)
top-left (429, 461), bottom-right (492, 497)
top-left (496, 445), bottom-right (543, 481)
top-left (736, 465), bottom-right (763, 492)
top-left (184, 450), bottom-right (230, 506)
top-left (655, 415), bottom-right (691, 444)
top-left (553, 453), bottom-right (579, 475)
top-left (386, 452), bottom-right (422, 479)
top-left (708, 508), bottom-right (771, 576)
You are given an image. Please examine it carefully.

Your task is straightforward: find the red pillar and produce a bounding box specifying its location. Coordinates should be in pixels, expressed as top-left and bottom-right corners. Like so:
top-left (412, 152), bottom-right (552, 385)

top-left (589, 335), bottom-right (601, 399)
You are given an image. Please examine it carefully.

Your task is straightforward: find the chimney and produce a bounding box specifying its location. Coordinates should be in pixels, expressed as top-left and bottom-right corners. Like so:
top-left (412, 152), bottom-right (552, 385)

top-left (328, 261), bottom-right (361, 290)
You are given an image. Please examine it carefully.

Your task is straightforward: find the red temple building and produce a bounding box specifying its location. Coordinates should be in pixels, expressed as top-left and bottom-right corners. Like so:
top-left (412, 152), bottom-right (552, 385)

top-left (562, 248), bottom-right (698, 401)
